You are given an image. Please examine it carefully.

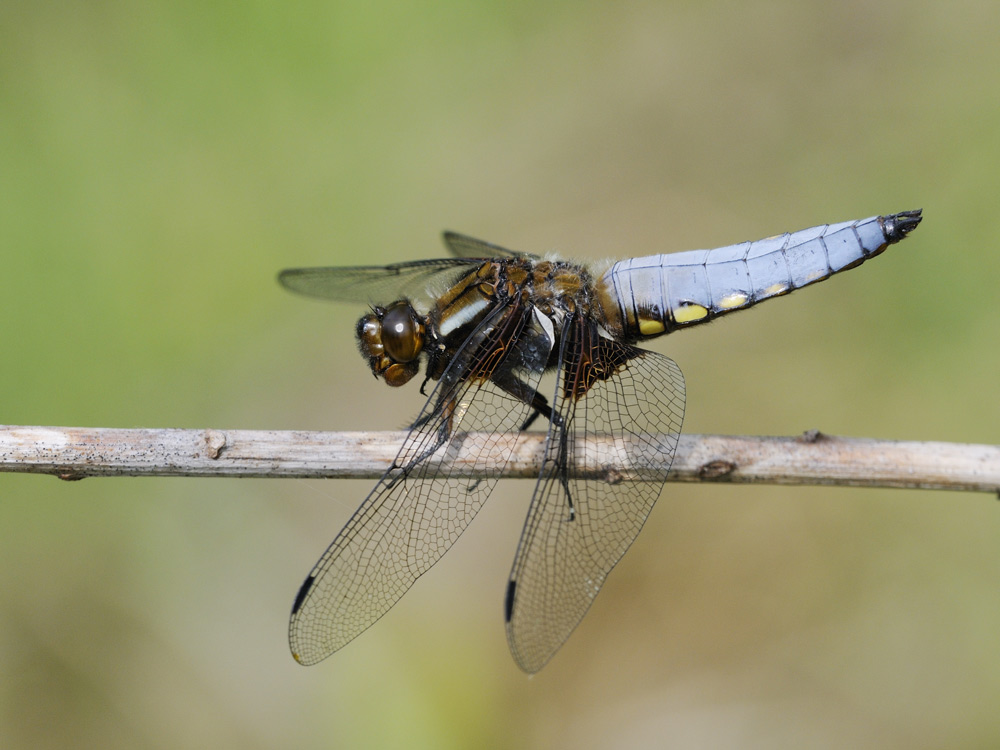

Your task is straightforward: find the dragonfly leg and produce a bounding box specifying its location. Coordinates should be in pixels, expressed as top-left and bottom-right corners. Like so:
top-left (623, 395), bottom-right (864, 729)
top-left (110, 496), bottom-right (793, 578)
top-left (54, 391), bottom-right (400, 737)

top-left (552, 411), bottom-right (575, 521)
top-left (382, 395), bottom-right (457, 492)
top-left (492, 368), bottom-right (574, 519)
top-left (490, 369), bottom-right (552, 430)
top-left (519, 392), bottom-right (552, 431)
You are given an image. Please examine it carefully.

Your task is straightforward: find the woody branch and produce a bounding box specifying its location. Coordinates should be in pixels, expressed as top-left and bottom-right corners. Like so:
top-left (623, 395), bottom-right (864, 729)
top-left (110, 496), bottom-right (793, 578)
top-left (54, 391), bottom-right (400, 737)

top-left (1, 426), bottom-right (997, 492)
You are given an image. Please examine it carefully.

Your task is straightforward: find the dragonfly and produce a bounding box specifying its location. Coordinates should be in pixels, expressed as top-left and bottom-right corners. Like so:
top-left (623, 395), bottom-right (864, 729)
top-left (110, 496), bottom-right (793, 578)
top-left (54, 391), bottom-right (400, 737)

top-left (279, 209), bottom-right (922, 673)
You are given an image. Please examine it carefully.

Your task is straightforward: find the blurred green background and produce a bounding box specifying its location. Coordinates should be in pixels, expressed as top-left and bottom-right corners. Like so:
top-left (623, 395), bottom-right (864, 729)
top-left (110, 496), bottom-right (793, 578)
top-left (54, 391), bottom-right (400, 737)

top-left (2, 1), bottom-right (998, 748)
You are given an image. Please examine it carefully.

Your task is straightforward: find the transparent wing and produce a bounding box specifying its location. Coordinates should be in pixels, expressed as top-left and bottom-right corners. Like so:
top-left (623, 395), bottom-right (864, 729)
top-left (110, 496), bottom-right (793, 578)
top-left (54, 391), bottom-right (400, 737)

top-left (289, 301), bottom-right (554, 666)
top-left (504, 318), bottom-right (686, 673)
top-left (278, 258), bottom-right (480, 305)
top-left (442, 231), bottom-right (537, 260)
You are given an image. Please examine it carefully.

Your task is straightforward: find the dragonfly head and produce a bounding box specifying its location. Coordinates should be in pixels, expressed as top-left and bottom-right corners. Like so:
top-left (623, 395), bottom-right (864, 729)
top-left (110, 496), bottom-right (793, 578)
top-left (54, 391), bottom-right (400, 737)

top-left (356, 300), bottom-right (427, 387)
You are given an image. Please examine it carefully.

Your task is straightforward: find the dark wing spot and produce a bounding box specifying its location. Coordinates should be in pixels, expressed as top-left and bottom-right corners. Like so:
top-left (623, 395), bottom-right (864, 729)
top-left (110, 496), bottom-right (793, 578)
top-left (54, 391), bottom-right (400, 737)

top-left (504, 579), bottom-right (517, 622)
top-left (292, 575), bottom-right (316, 615)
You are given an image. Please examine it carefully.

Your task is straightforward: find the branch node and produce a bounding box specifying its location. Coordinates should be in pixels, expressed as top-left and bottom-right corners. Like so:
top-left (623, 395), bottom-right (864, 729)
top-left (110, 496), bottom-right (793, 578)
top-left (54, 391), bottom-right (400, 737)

top-left (699, 460), bottom-right (737, 479)
top-left (603, 467), bottom-right (624, 485)
top-left (203, 430), bottom-right (228, 460)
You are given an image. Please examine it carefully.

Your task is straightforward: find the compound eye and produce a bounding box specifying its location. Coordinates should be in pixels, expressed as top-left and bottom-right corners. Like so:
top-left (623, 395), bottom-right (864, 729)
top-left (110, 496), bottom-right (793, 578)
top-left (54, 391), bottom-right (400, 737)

top-left (380, 301), bottom-right (424, 363)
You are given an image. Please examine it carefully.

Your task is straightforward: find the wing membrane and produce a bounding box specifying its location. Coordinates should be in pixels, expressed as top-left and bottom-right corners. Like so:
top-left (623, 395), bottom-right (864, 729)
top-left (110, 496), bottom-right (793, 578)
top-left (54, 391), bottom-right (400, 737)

top-left (289, 300), bottom-right (554, 665)
top-left (278, 258), bottom-right (479, 305)
top-left (443, 231), bottom-right (536, 260)
top-left (504, 318), bottom-right (686, 673)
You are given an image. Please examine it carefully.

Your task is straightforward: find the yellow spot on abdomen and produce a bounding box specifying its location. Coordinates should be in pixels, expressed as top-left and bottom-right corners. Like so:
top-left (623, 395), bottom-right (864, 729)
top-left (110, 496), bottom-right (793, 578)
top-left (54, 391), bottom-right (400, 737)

top-left (719, 292), bottom-right (748, 309)
top-left (673, 303), bottom-right (709, 324)
top-left (638, 318), bottom-right (666, 335)
top-left (764, 283), bottom-right (789, 297)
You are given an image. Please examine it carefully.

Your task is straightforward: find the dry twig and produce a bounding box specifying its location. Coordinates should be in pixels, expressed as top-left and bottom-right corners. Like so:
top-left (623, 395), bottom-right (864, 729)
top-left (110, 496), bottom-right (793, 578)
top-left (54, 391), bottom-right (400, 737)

top-left (1, 425), bottom-right (997, 493)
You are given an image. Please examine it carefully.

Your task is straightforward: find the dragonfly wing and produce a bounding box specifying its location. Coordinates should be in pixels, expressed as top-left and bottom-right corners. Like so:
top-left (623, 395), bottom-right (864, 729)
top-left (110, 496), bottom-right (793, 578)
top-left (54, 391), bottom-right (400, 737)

top-left (278, 258), bottom-right (479, 306)
top-left (442, 231), bottom-right (538, 260)
top-left (289, 300), bottom-right (554, 665)
top-left (504, 318), bottom-right (686, 673)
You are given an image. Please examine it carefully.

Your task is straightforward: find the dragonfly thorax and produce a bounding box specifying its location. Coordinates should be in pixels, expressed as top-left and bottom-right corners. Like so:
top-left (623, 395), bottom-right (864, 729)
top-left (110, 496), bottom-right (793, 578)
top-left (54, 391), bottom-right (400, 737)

top-left (356, 300), bottom-right (427, 387)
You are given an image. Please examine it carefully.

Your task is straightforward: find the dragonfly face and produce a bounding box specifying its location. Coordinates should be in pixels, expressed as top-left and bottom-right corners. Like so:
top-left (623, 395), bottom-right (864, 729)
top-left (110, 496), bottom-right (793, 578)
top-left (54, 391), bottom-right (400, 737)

top-left (278, 210), bottom-right (922, 673)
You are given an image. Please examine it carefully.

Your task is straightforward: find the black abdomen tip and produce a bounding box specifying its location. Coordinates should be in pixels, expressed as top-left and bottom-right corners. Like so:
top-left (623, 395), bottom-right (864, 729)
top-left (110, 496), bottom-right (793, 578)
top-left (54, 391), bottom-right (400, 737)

top-left (882, 209), bottom-right (923, 243)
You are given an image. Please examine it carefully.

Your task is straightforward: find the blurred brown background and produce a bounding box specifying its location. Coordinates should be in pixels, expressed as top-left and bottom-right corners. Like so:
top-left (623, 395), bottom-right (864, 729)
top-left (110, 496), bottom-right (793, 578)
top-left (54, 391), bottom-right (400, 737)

top-left (1, 1), bottom-right (997, 748)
